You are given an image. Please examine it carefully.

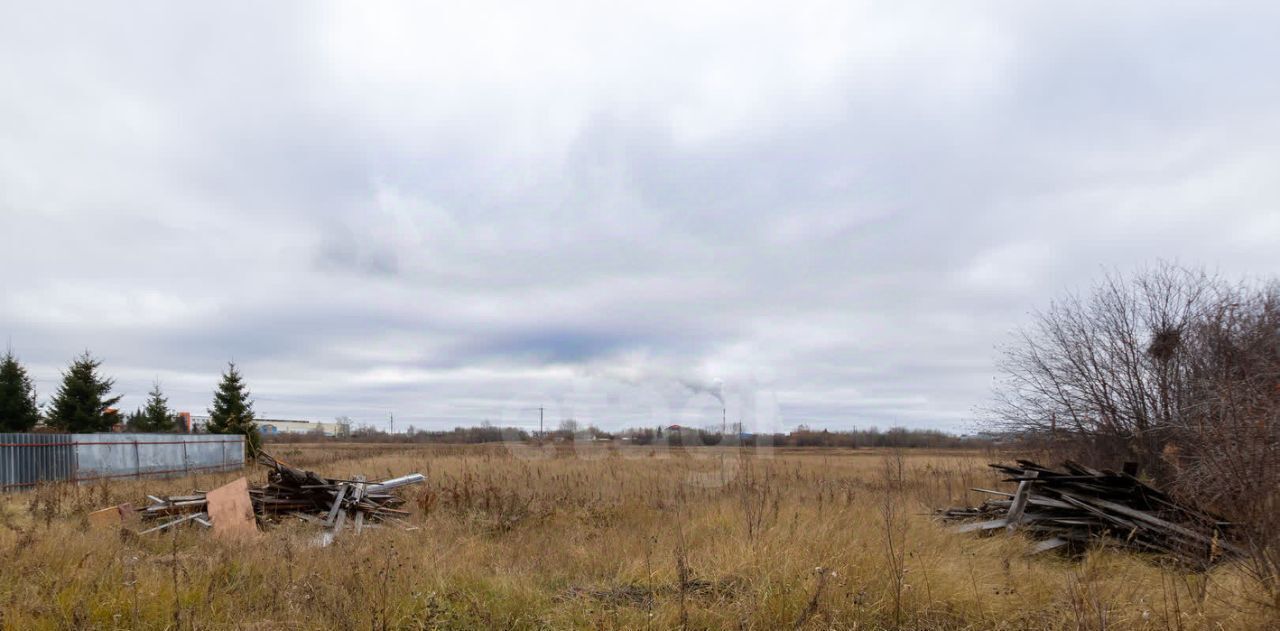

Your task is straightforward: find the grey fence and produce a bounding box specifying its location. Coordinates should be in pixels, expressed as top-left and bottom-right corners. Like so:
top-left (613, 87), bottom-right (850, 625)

top-left (0, 433), bottom-right (76, 491)
top-left (1, 433), bottom-right (245, 491)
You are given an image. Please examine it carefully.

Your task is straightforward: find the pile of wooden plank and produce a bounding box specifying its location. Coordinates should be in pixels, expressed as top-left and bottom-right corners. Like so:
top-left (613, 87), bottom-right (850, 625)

top-left (938, 460), bottom-right (1242, 566)
top-left (252, 452), bottom-right (424, 534)
top-left (133, 452), bottom-right (425, 538)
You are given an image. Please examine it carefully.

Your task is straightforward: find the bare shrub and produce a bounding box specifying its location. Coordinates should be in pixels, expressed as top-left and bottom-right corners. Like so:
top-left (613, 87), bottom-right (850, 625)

top-left (990, 263), bottom-right (1279, 603)
top-left (1173, 281), bottom-right (1280, 604)
top-left (734, 460), bottom-right (781, 543)
top-left (990, 263), bottom-right (1224, 477)
top-left (878, 452), bottom-right (909, 628)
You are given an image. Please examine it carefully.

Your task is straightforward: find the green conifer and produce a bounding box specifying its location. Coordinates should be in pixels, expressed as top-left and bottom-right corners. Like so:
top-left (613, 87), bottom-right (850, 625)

top-left (48, 351), bottom-right (121, 432)
top-left (207, 362), bottom-right (261, 455)
top-left (127, 381), bottom-right (178, 432)
top-left (0, 350), bottom-right (41, 432)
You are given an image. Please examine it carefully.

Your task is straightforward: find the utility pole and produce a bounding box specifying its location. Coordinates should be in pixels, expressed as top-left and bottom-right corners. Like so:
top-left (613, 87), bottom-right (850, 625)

top-left (714, 379), bottom-right (726, 437)
top-left (521, 406), bottom-right (546, 440)
top-left (389, 412), bottom-right (394, 435)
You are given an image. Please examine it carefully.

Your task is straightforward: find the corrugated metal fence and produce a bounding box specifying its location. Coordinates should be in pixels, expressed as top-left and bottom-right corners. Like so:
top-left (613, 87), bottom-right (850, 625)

top-left (0, 434), bottom-right (75, 491)
top-left (1, 433), bottom-right (245, 491)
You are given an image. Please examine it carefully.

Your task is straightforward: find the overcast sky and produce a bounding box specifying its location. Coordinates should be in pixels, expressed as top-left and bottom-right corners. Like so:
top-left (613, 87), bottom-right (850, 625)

top-left (2, 2), bottom-right (1278, 433)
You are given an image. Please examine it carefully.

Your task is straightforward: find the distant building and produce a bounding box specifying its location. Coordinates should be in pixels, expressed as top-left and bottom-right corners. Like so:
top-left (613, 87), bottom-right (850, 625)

top-left (254, 418), bottom-right (350, 437)
top-left (189, 414), bottom-right (212, 432)
top-left (183, 414), bottom-right (350, 437)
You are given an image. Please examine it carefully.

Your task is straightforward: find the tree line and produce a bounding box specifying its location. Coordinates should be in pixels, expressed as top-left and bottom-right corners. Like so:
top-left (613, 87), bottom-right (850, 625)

top-left (0, 351), bottom-right (261, 452)
top-left (265, 420), bottom-right (990, 449)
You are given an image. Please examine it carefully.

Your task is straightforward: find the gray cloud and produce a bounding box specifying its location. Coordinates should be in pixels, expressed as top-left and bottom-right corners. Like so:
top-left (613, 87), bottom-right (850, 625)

top-left (2, 1), bottom-right (1278, 432)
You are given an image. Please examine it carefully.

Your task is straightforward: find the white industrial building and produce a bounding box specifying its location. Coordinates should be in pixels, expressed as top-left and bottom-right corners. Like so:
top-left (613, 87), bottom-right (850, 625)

top-left (254, 418), bottom-right (350, 437)
top-left (186, 415), bottom-right (350, 437)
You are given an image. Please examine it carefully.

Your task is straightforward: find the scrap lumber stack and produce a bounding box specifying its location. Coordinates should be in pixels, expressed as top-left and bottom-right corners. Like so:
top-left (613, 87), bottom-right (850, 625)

top-left (134, 452), bottom-right (425, 537)
top-left (938, 460), bottom-right (1242, 566)
top-left (254, 452), bottom-right (424, 533)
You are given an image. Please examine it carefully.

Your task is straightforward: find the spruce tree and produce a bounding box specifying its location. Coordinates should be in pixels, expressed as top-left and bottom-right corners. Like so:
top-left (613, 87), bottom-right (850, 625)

top-left (126, 381), bottom-right (178, 432)
top-left (0, 350), bottom-right (41, 432)
top-left (125, 408), bottom-right (146, 432)
top-left (48, 351), bottom-right (121, 432)
top-left (207, 362), bottom-right (261, 454)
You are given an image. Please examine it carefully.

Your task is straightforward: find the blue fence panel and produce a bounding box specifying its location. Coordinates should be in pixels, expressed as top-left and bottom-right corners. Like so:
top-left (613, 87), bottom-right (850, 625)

top-left (1, 433), bottom-right (244, 490)
top-left (0, 433), bottom-right (76, 490)
top-left (72, 434), bottom-right (245, 481)
top-left (180, 435), bottom-right (243, 474)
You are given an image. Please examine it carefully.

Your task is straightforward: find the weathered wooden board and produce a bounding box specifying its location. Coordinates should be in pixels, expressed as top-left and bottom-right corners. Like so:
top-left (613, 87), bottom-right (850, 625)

top-left (953, 518), bottom-right (1008, 533)
top-left (88, 505), bottom-right (122, 528)
top-left (205, 477), bottom-right (258, 539)
top-left (1030, 537), bottom-right (1069, 554)
top-left (89, 502), bottom-right (137, 528)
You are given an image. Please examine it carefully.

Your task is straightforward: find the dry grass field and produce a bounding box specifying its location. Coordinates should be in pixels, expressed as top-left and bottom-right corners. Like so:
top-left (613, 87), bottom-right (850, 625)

top-left (0, 443), bottom-right (1276, 630)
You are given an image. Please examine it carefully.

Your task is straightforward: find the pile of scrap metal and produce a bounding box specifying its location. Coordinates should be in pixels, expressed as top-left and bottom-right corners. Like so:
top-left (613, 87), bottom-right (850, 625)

top-left (937, 460), bottom-right (1243, 567)
top-left (116, 452), bottom-right (425, 539)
